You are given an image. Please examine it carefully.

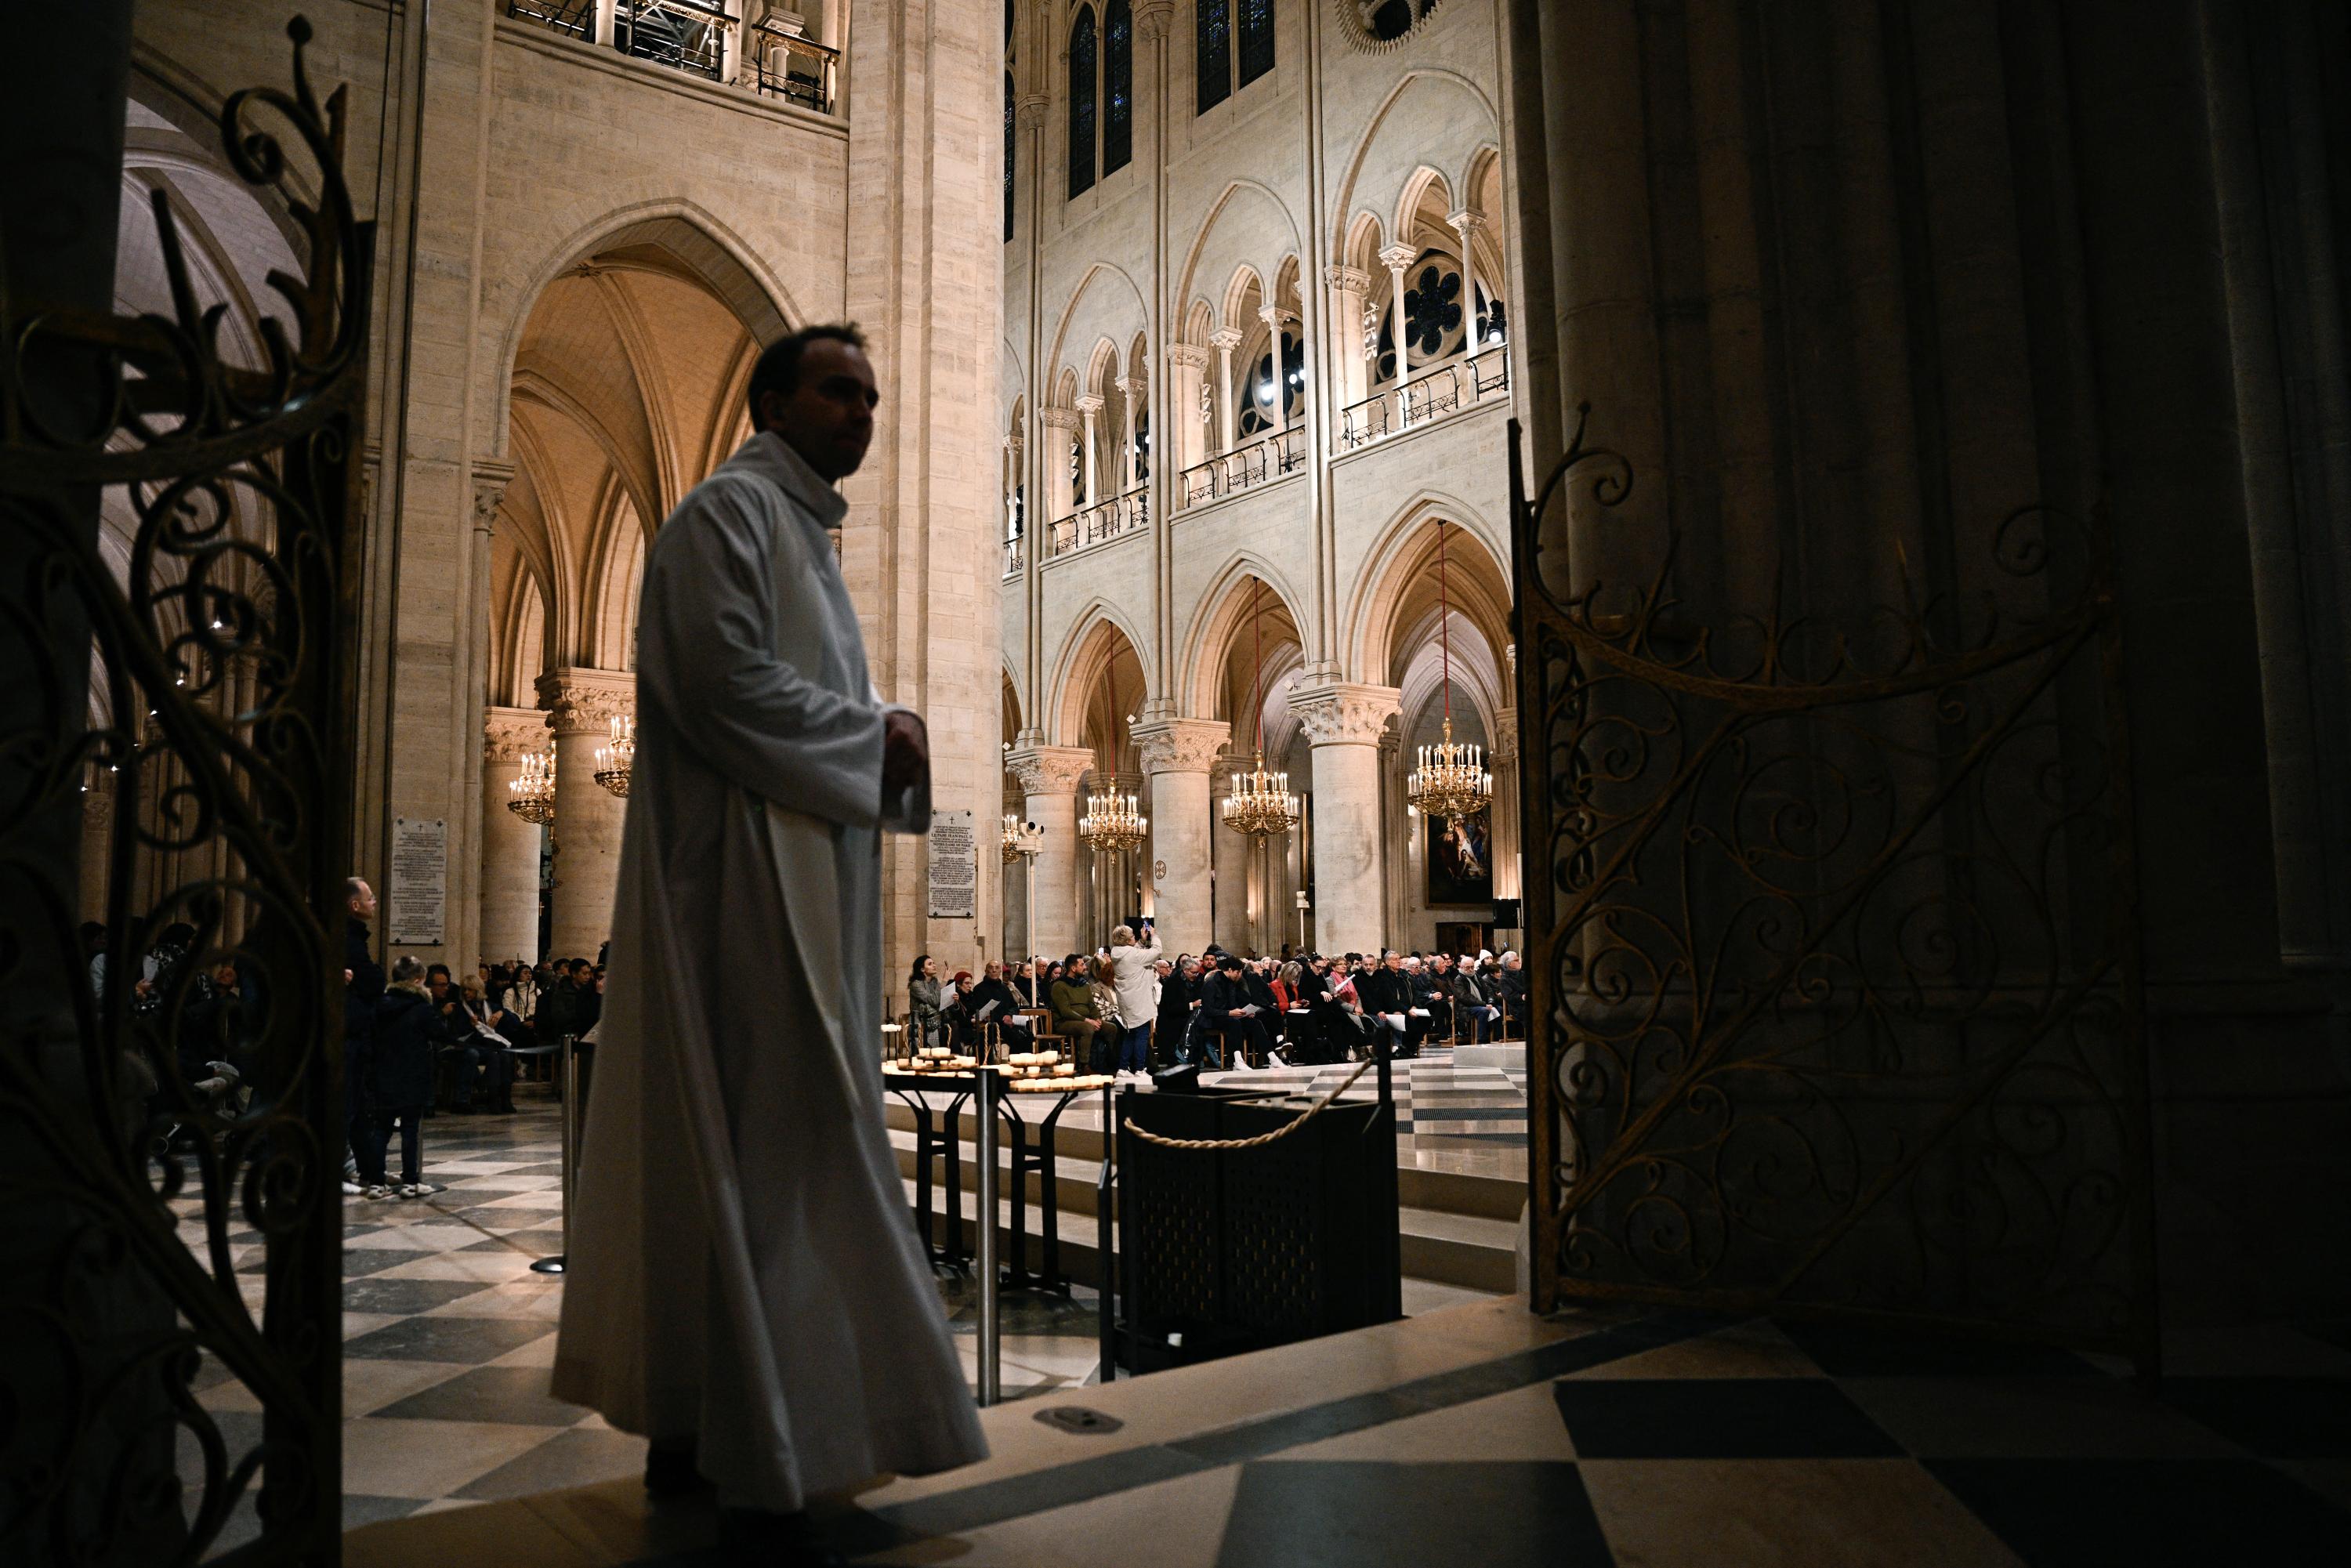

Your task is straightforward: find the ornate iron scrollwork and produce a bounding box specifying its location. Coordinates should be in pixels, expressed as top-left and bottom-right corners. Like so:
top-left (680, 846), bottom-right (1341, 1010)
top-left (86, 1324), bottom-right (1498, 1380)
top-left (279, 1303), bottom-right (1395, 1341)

top-left (0, 18), bottom-right (368, 1562)
top-left (1509, 407), bottom-right (2155, 1366)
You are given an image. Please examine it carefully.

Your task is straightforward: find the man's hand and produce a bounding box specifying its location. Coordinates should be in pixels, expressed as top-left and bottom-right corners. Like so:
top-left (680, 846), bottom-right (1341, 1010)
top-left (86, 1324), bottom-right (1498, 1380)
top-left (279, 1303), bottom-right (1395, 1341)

top-left (882, 709), bottom-right (928, 798)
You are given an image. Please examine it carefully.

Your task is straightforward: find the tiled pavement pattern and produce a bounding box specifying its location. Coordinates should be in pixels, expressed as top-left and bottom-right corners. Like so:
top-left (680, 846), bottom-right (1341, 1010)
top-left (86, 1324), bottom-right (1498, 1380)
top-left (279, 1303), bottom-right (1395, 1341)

top-left (176, 1091), bottom-right (1129, 1548)
top-left (345, 1298), bottom-right (2351, 1566)
top-left (189, 1087), bottom-right (2351, 1564)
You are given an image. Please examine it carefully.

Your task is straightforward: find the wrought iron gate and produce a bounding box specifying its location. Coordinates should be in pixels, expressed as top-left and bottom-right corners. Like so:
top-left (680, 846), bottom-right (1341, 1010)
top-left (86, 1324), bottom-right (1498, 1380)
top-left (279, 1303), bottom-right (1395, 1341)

top-left (1510, 410), bottom-right (2157, 1367)
top-left (0, 20), bottom-right (368, 1562)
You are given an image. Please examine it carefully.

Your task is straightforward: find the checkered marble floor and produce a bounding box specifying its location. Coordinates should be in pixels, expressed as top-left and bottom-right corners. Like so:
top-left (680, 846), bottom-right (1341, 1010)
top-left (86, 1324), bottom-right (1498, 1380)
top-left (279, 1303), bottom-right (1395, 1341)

top-left (175, 1088), bottom-right (1124, 1548)
top-left (346, 1298), bottom-right (2351, 1566)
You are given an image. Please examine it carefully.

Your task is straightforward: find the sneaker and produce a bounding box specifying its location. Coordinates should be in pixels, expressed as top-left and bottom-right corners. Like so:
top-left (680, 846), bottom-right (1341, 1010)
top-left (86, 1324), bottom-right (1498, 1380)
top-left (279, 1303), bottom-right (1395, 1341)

top-left (363, 1185), bottom-right (393, 1200)
top-left (341, 1179), bottom-right (363, 1197)
top-left (399, 1183), bottom-right (430, 1200)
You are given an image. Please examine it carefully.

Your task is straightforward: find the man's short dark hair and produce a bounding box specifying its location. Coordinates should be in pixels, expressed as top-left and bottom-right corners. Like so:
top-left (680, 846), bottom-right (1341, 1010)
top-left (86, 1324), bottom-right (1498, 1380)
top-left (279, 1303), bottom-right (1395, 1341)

top-left (746, 322), bottom-right (869, 425)
top-left (1218, 953), bottom-right (1244, 972)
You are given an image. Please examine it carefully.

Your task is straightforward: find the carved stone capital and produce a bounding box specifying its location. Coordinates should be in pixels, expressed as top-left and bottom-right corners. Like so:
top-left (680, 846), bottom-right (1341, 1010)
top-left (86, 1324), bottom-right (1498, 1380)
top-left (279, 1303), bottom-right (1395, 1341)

top-left (1134, 1), bottom-right (1176, 43)
top-left (1132, 717), bottom-right (1231, 776)
top-left (1165, 343), bottom-right (1211, 371)
top-left (1291, 682), bottom-right (1402, 747)
top-left (1113, 375), bottom-right (1147, 398)
top-left (1007, 744), bottom-right (1097, 798)
top-left (1073, 393), bottom-right (1106, 418)
top-left (1490, 706), bottom-right (1519, 767)
top-left (1259, 305), bottom-right (1299, 330)
top-left (535, 667), bottom-right (636, 737)
top-left (1378, 243), bottom-right (1418, 274)
top-left (1016, 93), bottom-right (1049, 129)
top-left (1039, 405), bottom-right (1082, 431)
top-left (471, 459), bottom-right (517, 534)
top-left (1324, 264), bottom-right (1372, 294)
top-left (1446, 209), bottom-right (1488, 237)
top-left (1208, 328), bottom-right (1245, 353)
top-left (485, 704), bottom-right (549, 763)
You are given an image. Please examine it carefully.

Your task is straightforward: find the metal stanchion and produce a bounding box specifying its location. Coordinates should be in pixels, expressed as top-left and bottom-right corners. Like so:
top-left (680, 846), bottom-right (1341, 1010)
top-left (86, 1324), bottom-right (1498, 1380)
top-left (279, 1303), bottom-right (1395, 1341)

top-left (974, 1065), bottom-right (1001, 1407)
top-left (1096, 1079), bottom-right (1115, 1383)
top-left (531, 1033), bottom-right (578, 1276)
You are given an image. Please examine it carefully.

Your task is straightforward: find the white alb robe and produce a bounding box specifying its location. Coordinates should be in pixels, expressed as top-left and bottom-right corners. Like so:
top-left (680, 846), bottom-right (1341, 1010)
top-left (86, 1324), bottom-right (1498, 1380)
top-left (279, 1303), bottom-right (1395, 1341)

top-left (551, 430), bottom-right (987, 1508)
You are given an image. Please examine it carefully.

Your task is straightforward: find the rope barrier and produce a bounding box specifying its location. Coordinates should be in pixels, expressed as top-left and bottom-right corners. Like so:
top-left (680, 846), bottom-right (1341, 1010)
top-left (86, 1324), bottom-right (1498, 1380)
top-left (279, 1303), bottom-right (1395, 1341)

top-left (1124, 1053), bottom-right (1382, 1151)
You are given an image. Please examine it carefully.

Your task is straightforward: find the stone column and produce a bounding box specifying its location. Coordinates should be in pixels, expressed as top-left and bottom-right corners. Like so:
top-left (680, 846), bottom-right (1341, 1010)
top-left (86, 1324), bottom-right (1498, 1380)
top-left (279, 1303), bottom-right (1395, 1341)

top-left (535, 668), bottom-right (633, 963)
top-left (1074, 393), bottom-right (1104, 512)
top-left (1208, 327), bottom-right (1244, 454)
top-left (79, 768), bottom-right (114, 925)
top-left (457, 460), bottom-right (513, 969)
top-left (1447, 210), bottom-right (1487, 353)
top-left (1009, 744), bottom-right (1093, 961)
top-left (1378, 726), bottom-right (1407, 942)
top-left (1489, 704), bottom-right (1520, 904)
top-left (480, 706), bottom-right (547, 965)
top-left (1256, 306), bottom-right (1296, 437)
top-left (1040, 406), bottom-right (1080, 531)
top-left (846, 0), bottom-right (1005, 987)
top-left (1292, 682), bottom-right (1401, 957)
top-left (1324, 265), bottom-right (1372, 425)
top-left (1132, 717), bottom-right (1228, 955)
top-left (1210, 746), bottom-right (1254, 954)
top-left (1114, 375), bottom-right (1145, 495)
top-left (1166, 344), bottom-right (1209, 479)
top-left (1379, 242), bottom-right (1416, 422)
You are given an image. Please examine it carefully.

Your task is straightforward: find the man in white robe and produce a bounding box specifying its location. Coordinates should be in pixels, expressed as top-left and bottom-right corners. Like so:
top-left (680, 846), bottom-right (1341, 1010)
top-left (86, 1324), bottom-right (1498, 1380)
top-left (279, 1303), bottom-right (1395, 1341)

top-left (552, 324), bottom-right (987, 1558)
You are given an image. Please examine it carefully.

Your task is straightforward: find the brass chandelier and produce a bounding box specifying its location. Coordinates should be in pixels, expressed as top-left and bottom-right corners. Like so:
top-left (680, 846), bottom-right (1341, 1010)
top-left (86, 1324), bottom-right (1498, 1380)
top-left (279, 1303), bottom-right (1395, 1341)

top-left (1405, 520), bottom-right (1493, 825)
top-left (1078, 661), bottom-right (1147, 854)
top-left (594, 714), bottom-right (634, 797)
top-left (1220, 578), bottom-right (1300, 840)
top-left (507, 748), bottom-right (556, 824)
top-left (1002, 813), bottom-right (1044, 863)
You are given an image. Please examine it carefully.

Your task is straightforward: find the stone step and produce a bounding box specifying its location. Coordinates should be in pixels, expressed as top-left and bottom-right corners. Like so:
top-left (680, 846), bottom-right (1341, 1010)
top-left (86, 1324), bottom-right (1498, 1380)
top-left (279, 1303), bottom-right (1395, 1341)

top-left (889, 1131), bottom-right (1521, 1296)
top-left (882, 1098), bottom-right (1526, 1220)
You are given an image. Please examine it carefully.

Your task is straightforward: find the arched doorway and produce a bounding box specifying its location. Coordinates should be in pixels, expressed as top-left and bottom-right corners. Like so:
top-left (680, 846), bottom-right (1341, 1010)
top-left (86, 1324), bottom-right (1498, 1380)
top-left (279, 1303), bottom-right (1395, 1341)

top-left (481, 231), bottom-right (772, 966)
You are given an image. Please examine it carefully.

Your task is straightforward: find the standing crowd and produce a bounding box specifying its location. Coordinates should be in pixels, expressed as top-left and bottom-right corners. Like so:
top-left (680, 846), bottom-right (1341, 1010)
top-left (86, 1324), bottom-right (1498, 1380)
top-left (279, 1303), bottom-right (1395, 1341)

top-left (909, 929), bottom-right (1527, 1078)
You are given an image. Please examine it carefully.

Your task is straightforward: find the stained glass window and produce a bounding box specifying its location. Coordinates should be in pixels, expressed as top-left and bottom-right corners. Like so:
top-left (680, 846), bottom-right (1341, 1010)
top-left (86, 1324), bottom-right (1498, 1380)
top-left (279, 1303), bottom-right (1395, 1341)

top-left (1104, 2), bottom-right (1133, 176)
top-left (1197, 0), bottom-right (1231, 114)
top-left (1238, 0), bottom-right (1275, 89)
top-left (1068, 6), bottom-right (1097, 199)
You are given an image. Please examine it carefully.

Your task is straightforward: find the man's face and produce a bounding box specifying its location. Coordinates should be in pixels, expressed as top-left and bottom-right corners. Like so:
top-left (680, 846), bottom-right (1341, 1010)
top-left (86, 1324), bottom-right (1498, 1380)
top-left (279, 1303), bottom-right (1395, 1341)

top-left (984, 961), bottom-right (1001, 980)
top-left (1383, 952), bottom-right (1401, 972)
top-left (763, 338), bottom-right (878, 480)
top-left (348, 880), bottom-right (377, 922)
top-left (428, 976), bottom-right (449, 1002)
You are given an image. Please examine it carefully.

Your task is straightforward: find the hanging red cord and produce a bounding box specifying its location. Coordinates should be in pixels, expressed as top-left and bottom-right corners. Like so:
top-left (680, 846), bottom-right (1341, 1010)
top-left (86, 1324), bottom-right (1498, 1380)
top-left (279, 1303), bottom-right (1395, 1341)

top-left (1438, 520), bottom-right (1452, 726)
top-left (1250, 577), bottom-right (1265, 755)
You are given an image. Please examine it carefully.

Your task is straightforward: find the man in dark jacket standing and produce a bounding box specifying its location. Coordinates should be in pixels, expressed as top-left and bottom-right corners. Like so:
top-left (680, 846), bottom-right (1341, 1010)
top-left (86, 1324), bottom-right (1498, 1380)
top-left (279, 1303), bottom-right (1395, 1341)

top-left (342, 878), bottom-right (384, 1197)
top-left (358, 956), bottom-right (449, 1199)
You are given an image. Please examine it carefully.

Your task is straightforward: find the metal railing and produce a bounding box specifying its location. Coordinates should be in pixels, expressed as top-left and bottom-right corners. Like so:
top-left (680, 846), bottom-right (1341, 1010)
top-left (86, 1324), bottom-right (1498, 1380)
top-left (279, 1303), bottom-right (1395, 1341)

top-left (1179, 425), bottom-right (1307, 508)
top-left (1339, 343), bottom-right (1511, 451)
top-left (505, 0), bottom-right (596, 40)
top-left (1002, 538), bottom-right (1025, 579)
top-left (737, 25), bottom-right (839, 114)
top-left (1049, 485), bottom-right (1150, 558)
top-left (615, 0), bottom-right (730, 81)
top-left (504, 2), bottom-right (839, 115)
